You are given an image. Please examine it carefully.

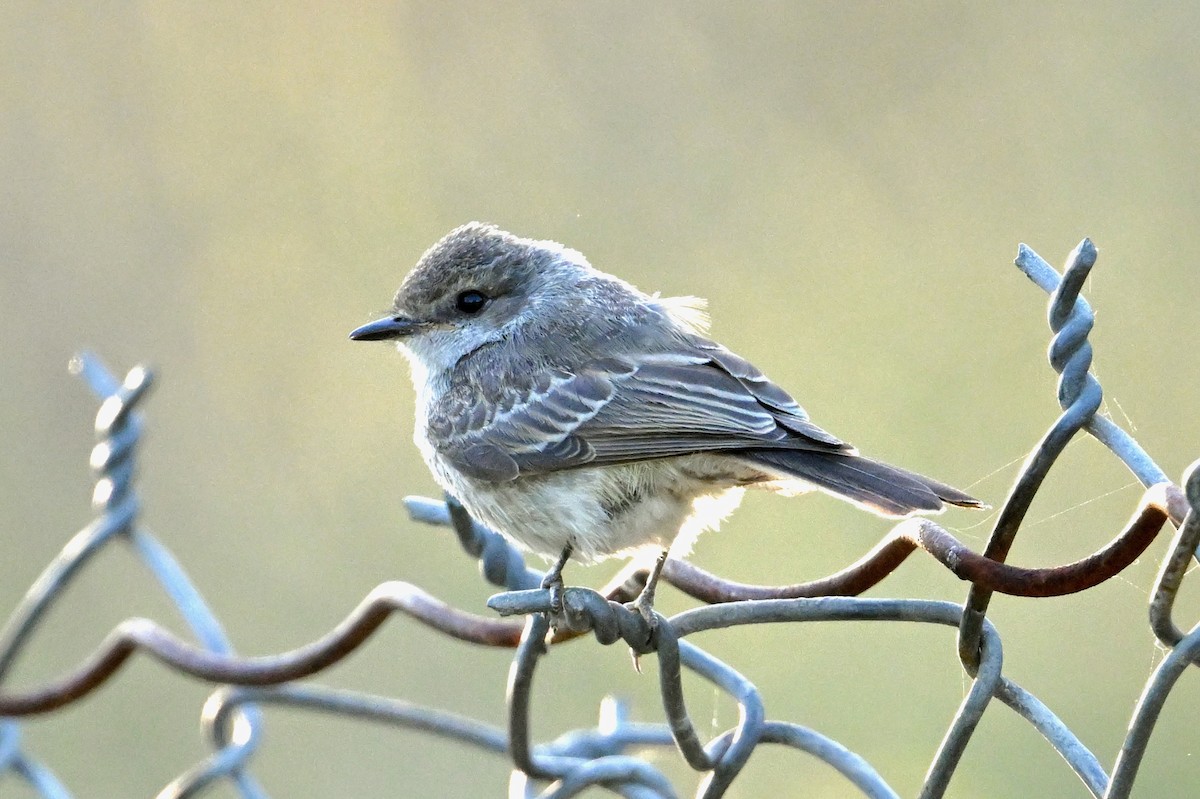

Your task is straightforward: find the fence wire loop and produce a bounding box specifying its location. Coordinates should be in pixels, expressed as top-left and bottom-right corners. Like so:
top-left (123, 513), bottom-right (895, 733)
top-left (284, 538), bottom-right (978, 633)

top-left (959, 239), bottom-right (1104, 670)
top-left (1149, 460), bottom-right (1200, 649)
top-left (1, 239), bottom-right (1196, 798)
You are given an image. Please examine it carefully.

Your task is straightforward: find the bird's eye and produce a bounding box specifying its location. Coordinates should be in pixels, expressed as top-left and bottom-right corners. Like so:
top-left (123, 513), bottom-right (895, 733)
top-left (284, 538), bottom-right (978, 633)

top-left (455, 290), bottom-right (489, 315)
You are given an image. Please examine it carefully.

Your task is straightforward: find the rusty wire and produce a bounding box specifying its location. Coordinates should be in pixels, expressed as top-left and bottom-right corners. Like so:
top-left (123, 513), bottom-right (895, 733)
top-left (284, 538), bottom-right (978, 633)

top-left (1, 239), bottom-right (1196, 798)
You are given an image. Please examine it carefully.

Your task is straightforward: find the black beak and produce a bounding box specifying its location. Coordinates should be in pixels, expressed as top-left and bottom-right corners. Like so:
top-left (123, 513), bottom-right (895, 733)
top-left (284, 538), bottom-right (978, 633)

top-left (348, 315), bottom-right (422, 341)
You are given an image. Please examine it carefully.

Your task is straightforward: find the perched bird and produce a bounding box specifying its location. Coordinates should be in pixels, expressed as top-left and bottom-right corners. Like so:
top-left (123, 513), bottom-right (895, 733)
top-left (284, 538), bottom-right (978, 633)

top-left (351, 223), bottom-right (983, 621)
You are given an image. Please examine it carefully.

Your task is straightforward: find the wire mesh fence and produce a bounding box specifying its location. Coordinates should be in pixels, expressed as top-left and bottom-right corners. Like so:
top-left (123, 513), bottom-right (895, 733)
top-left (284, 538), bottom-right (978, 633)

top-left (1, 239), bottom-right (1196, 798)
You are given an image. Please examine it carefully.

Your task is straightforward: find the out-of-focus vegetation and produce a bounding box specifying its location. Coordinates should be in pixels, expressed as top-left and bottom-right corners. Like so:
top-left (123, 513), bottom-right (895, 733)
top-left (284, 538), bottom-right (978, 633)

top-left (2, 5), bottom-right (1198, 797)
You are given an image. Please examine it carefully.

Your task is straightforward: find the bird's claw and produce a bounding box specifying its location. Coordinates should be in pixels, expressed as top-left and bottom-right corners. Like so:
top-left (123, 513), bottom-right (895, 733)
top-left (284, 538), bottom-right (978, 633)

top-left (629, 595), bottom-right (657, 630)
top-left (624, 591), bottom-right (659, 674)
top-left (540, 543), bottom-right (574, 617)
top-left (541, 573), bottom-right (565, 616)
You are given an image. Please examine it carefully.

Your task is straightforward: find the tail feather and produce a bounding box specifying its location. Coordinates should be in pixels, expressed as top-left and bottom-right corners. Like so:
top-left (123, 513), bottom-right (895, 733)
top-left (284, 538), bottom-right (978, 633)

top-left (739, 449), bottom-right (984, 518)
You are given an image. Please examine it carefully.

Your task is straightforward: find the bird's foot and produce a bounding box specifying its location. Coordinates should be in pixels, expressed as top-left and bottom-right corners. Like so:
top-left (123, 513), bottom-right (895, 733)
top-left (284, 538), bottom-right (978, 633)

top-left (624, 588), bottom-right (660, 673)
top-left (542, 574), bottom-right (565, 616)
top-left (541, 542), bottom-right (574, 616)
top-left (628, 548), bottom-right (667, 631)
top-left (624, 550), bottom-right (669, 672)
top-left (627, 588), bottom-right (658, 631)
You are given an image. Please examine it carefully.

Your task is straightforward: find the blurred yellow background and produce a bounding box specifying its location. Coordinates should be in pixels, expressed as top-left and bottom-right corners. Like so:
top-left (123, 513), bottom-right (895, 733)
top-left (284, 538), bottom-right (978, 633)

top-left (2, 4), bottom-right (1198, 797)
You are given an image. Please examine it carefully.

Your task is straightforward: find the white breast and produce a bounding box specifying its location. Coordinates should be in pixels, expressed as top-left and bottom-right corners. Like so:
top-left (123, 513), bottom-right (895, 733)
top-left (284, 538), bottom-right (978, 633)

top-left (423, 455), bottom-right (748, 566)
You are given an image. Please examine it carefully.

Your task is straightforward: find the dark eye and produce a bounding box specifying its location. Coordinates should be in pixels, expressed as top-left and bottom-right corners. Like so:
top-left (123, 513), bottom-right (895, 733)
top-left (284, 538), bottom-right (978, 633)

top-left (455, 289), bottom-right (489, 315)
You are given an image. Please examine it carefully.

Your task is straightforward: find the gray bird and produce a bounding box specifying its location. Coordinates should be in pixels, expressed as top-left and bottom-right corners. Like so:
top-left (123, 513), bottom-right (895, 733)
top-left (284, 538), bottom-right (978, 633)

top-left (351, 223), bottom-right (983, 622)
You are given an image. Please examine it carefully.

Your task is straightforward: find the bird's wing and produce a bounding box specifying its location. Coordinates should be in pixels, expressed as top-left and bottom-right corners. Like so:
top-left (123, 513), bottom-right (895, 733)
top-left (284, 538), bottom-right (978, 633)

top-left (431, 337), bottom-right (853, 482)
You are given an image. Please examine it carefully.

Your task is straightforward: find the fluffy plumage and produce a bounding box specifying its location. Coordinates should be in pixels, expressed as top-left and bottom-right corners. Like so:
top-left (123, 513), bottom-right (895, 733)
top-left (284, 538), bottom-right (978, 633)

top-left (352, 223), bottom-right (984, 572)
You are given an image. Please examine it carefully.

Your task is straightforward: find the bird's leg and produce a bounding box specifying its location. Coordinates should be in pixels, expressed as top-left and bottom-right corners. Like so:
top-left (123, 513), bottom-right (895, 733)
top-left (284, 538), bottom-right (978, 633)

top-left (629, 549), bottom-right (670, 628)
top-left (541, 542), bottom-right (573, 615)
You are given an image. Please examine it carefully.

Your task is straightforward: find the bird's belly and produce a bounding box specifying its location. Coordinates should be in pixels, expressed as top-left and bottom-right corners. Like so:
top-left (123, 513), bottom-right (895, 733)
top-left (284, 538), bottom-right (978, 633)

top-left (424, 455), bottom-right (747, 565)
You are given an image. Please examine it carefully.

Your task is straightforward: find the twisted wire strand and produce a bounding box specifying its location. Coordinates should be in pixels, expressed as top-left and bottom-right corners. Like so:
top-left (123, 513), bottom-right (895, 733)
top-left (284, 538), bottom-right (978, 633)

top-left (958, 240), bottom-right (1106, 668)
top-left (0, 355), bottom-right (267, 797)
top-left (188, 686), bottom-right (678, 799)
top-left (504, 612), bottom-right (680, 796)
top-left (1016, 245), bottom-right (1171, 489)
top-left (519, 698), bottom-right (679, 798)
top-left (491, 592), bottom-right (1007, 798)
top-left (487, 498), bottom-right (1195, 799)
top-left (0, 580), bottom-right (527, 716)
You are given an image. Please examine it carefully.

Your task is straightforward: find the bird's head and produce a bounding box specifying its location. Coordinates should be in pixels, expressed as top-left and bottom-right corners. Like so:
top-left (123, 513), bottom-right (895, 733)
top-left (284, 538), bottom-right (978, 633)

top-left (350, 222), bottom-right (595, 374)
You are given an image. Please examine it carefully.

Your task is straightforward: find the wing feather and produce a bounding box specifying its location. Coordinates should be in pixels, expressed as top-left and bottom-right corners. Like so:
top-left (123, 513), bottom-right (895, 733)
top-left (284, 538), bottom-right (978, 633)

top-left (435, 338), bottom-right (852, 481)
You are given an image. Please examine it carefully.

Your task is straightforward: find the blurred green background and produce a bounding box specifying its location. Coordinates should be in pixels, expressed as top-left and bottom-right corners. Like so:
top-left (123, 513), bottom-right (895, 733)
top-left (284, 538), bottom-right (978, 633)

top-left (2, 4), bottom-right (1199, 797)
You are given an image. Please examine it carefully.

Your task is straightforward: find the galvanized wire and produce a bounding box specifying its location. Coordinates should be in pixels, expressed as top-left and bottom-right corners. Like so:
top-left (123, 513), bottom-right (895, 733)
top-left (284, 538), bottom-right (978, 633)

top-left (0, 240), bottom-right (1195, 798)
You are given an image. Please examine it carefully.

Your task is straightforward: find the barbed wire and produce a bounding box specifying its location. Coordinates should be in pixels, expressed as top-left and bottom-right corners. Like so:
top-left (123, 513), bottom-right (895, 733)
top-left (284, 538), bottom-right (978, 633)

top-left (0, 240), bottom-right (1195, 797)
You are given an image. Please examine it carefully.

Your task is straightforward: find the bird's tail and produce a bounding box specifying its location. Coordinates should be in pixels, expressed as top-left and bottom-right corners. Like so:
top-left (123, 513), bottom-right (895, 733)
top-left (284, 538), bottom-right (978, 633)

top-left (738, 449), bottom-right (984, 518)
